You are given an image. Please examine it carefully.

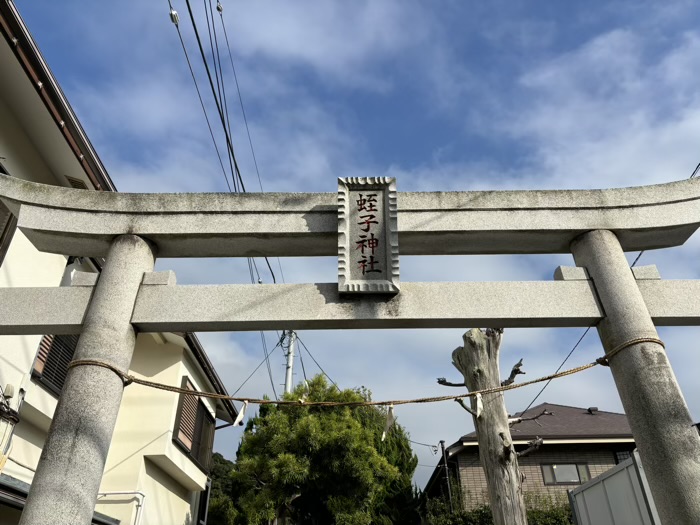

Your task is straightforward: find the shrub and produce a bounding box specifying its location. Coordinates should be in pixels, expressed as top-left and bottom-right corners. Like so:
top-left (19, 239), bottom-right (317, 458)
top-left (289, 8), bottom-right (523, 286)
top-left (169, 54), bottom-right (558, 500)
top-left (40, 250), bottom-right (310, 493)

top-left (424, 494), bottom-right (573, 525)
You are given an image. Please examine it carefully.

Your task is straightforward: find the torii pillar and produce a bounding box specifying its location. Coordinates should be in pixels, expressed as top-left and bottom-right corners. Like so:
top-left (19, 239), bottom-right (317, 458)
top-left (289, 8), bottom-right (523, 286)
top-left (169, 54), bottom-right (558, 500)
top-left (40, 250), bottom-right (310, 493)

top-left (19, 235), bottom-right (156, 525)
top-left (572, 230), bottom-right (700, 524)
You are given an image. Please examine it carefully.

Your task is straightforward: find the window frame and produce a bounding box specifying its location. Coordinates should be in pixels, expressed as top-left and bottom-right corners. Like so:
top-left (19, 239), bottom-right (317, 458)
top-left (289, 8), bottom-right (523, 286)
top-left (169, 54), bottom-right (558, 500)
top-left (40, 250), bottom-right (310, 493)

top-left (173, 377), bottom-right (216, 473)
top-left (32, 334), bottom-right (80, 396)
top-left (614, 450), bottom-right (632, 464)
top-left (195, 478), bottom-right (211, 525)
top-left (540, 463), bottom-right (590, 486)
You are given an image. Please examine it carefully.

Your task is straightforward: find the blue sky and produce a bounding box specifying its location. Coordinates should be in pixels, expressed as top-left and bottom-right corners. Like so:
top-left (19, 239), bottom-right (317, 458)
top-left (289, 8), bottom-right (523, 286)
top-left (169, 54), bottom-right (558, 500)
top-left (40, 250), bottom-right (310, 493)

top-left (14, 0), bottom-right (700, 487)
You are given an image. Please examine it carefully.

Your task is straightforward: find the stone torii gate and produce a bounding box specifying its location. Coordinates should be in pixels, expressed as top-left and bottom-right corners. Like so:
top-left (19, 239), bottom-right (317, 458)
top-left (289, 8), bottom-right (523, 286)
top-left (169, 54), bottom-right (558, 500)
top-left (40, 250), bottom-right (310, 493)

top-left (2, 174), bottom-right (700, 524)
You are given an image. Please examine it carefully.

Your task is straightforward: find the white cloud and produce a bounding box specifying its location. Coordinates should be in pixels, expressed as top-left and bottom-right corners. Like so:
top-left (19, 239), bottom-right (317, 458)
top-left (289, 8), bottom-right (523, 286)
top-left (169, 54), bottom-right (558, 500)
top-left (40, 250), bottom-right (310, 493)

top-left (227, 1), bottom-right (430, 89)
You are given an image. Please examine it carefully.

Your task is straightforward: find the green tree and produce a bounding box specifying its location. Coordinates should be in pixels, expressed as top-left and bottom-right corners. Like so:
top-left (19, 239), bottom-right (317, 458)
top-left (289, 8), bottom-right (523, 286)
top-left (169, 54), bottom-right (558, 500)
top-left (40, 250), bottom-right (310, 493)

top-left (207, 452), bottom-right (237, 525)
top-left (228, 375), bottom-right (420, 525)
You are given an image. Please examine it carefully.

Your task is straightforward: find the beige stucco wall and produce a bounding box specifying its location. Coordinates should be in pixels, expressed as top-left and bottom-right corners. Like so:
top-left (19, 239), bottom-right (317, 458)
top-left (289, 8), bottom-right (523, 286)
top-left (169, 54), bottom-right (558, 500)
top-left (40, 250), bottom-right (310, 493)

top-left (1, 419), bottom-right (45, 486)
top-left (0, 91), bottom-right (67, 424)
top-left (0, 93), bottom-right (58, 186)
top-left (94, 333), bottom-right (215, 525)
top-left (2, 332), bottom-right (212, 525)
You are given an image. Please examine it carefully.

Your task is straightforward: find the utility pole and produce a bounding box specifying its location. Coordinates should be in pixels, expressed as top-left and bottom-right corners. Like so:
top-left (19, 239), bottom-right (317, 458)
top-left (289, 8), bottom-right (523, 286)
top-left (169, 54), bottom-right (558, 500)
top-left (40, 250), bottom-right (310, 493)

top-left (284, 330), bottom-right (297, 394)
top-left (439, 440), bottom-right (454, 513)
top-left (452, 328), bottom-right (528, 525)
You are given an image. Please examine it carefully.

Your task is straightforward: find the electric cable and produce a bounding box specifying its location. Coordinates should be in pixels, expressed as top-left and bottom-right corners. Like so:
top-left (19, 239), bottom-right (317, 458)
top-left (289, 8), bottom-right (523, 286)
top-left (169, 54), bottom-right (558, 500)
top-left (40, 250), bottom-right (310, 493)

top-left (184, 0), bottom-right (246, 192)
top-left (231, 337), bottom-right (284, 396)
top-left (217, 3), bottom-right (265, 194)
top-left (167, 1), bottom-right (232, 192)
top-left (203, 0), bottom-right (238, 193)
top-left (409, 439), bottom-right (439, 454)
top-left (521, 325), bottom-right (593, 413)
top-left (172, 1), bottom-right (305, 396)
top-left (297, 332), bottom-right (309, 384)
top-left (296, 335), bottom-right (338, 388)
top-left (259, 331), bottom-right (278, 400)
top-left (216, 3), bottom-right (284, 284)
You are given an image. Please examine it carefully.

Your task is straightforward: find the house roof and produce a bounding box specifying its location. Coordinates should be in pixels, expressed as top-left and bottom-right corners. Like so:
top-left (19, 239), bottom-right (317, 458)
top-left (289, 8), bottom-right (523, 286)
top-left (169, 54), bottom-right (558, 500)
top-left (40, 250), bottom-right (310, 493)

top-left (461, 402), bottom-right (633, 443)
top-left (424, 402), bottom-right (634, 494)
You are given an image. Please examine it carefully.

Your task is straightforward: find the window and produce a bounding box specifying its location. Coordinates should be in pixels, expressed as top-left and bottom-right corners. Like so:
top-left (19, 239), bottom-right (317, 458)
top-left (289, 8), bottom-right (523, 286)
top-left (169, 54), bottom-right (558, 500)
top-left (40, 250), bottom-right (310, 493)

top-left (32, 334), bottom-right (80, 395)
top-left (541, 464), bottom-right (590, 485)
top-left (615, 450), bottom-right (632, 464)
top-left (174, 378), bottom-right (216, 472)
top-left (195, 478), bottom-right (211, 525)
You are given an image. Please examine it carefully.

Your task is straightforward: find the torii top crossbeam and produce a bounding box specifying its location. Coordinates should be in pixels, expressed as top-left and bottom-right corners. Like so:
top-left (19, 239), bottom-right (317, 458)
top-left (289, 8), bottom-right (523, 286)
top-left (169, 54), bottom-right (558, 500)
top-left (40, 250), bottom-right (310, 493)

top-left (1, 174), bottom-right (699, 258)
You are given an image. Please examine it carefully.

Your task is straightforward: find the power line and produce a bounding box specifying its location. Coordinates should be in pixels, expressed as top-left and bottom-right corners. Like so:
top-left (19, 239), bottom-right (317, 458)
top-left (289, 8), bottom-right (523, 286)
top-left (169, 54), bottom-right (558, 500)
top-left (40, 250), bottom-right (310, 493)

top-left (630, 251), bottom-right (645, 268)
top-left (203, 0), bottom-right (238, 193)
top-left (296, 332), bottom-right (309, 384)
top-left (215, 1), bottom-right (286, 285)
top-left (183, 0), bottom-right (246, 192)
top-left (217, 2), bottom-right (265, 194)
top-left (167, 3), bottom-right (232, 192)
top-left (521, 326), bottom-right (593, 413)
top-left (296, 335), bottom-right (338, 388)
top-left (191, 1), bottom-right (282, 395)
top-left (409, 439), bottom-right (438, 448)
top-left (171, 1), bottom-right (300, 395)
top-left (409, 439), bottom-right (439, 454)
top-left (259, 331), bottom-right (278, 400)
top-left (231, 336), bottom-right (284, 396)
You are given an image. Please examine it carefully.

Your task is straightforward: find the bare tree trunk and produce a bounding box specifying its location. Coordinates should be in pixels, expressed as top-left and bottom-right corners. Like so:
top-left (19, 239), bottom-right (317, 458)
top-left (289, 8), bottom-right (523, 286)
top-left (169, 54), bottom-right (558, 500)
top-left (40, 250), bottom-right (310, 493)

top-left (452, 328), bottom-right (528, 525)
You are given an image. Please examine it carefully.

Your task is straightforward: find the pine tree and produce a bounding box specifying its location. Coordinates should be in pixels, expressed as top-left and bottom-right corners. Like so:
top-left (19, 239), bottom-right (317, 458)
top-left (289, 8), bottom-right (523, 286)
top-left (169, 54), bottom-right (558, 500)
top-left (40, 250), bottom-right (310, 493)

top-left (224, 375), bottom-right (420, 525)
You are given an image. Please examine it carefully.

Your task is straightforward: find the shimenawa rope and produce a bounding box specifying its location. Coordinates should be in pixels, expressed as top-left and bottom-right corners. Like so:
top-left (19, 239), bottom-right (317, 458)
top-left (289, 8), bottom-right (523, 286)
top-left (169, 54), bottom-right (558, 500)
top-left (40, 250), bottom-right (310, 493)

top-left (67, 358), bottom-right (602, 407)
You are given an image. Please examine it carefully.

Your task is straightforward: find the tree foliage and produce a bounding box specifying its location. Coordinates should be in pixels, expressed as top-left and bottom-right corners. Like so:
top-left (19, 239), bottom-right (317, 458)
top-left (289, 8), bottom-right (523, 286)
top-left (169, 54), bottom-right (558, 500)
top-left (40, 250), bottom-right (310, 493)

top-left (222, 375), bottom-right (420, 525)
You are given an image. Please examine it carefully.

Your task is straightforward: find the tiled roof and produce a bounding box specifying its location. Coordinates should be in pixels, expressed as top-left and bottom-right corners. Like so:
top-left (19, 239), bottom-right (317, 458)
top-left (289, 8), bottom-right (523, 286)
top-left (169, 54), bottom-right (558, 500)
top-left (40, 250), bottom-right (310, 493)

top-left (461, 402), bottom-right (633, 442)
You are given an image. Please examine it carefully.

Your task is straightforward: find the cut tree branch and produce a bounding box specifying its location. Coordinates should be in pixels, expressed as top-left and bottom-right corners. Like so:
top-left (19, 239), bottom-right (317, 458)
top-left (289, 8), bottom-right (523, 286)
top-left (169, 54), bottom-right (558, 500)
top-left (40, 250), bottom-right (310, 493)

top-left (437, 377), bottom-right (466, 387)
top-left (509, 408), bottom-right (554, 427)
top-left (517, 437), bottom-right (544, 458)
top-left (501, 358), bottom-right (525, 386)
top-left (455, 393), bottom-right (483, 418)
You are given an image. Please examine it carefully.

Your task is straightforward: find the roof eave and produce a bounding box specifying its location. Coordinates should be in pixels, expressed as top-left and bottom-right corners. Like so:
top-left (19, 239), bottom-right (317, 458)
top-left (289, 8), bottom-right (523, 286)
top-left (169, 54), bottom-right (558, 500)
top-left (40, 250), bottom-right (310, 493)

top-left (0, 1), bottom-right (116, 192)
top-left (184, 332), bottom-right (237, 424)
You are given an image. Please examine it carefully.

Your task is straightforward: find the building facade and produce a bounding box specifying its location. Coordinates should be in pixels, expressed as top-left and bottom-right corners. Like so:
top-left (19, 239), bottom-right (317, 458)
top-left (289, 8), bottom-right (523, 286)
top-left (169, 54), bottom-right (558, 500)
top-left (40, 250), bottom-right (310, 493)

top-left (0, 3), bottom-right (236, 524)
top-left (425, 403), bottom-right (635, 510)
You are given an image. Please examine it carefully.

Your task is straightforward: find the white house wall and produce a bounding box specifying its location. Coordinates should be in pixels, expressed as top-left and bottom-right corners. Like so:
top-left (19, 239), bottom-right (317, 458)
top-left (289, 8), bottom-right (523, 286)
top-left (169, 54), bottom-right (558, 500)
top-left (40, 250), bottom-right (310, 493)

top-left (95, 333), bottom-right (213, 525)
top-left (2, 419), bottom-right (44, 486)
top-left (0, 86), bottom-right (68, 409)
top-left (0, 92), bottom-right (59, 187)
top-left (142, 459), bottom-right (195, 525)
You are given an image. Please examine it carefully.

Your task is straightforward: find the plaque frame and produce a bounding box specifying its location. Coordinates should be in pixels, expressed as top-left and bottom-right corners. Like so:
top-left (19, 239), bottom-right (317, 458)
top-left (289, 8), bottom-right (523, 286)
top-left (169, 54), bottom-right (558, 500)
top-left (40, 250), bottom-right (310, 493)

top-left (338, 177), bottom-right (399, 294)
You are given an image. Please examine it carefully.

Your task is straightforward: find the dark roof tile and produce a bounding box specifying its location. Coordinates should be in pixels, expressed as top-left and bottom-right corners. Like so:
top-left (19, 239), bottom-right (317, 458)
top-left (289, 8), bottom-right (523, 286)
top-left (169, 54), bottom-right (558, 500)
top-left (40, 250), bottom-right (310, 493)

top-left (461, 402), bottom-right (632, 442)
